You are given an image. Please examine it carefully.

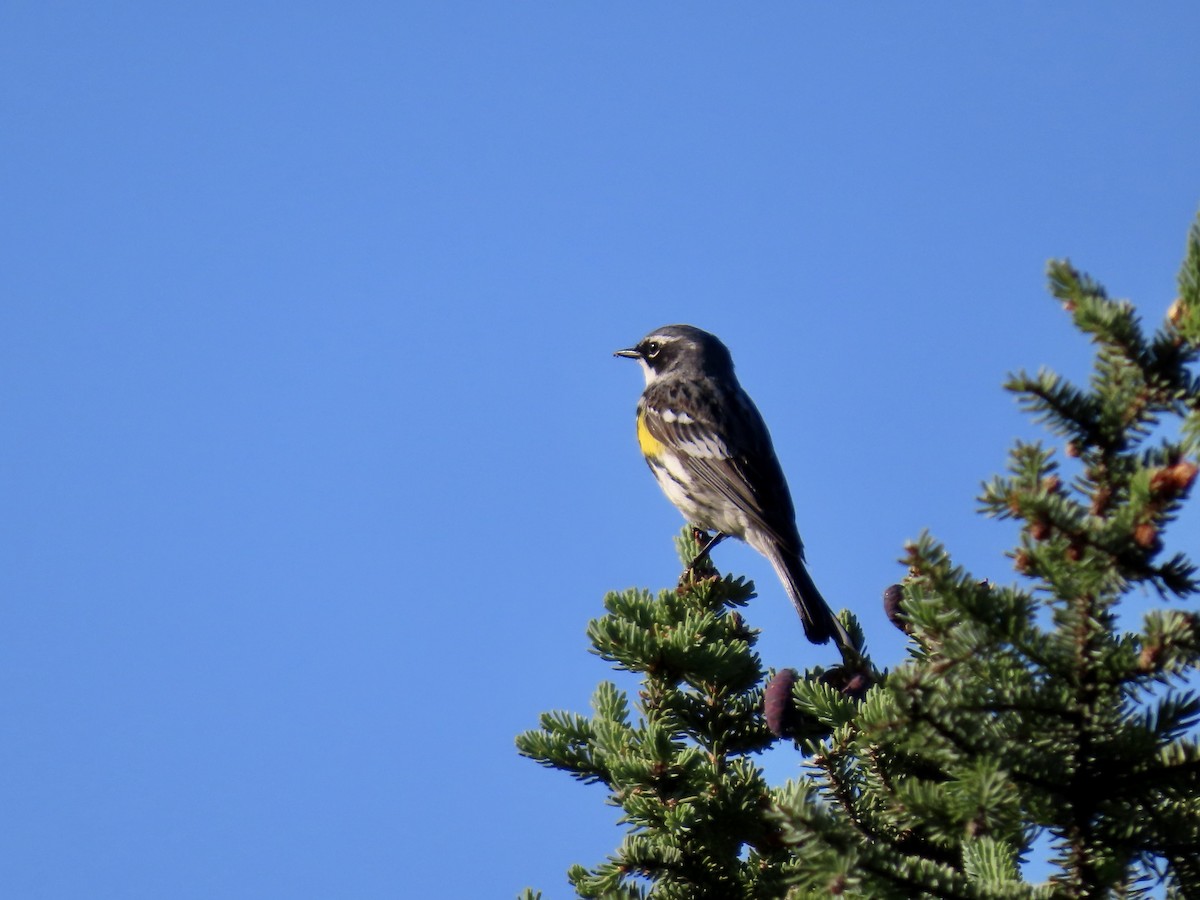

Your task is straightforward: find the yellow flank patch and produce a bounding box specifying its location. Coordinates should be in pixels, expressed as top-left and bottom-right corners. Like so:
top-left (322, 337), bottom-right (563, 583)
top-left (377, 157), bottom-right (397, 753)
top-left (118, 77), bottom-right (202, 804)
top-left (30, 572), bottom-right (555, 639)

top-left (637, 411), bottom-right (666, 458)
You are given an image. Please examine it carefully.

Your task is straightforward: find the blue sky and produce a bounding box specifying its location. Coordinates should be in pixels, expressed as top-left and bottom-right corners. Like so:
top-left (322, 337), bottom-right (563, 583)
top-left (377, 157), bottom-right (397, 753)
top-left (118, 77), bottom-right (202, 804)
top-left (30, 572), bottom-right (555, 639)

top-left (3, 4), bottom-right (1199, 897)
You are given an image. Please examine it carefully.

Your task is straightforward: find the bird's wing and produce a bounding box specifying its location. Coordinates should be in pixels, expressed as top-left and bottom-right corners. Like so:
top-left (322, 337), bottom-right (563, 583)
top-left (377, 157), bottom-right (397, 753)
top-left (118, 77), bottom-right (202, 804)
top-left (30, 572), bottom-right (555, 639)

top-left (642, 381), bottom-right (801, 554)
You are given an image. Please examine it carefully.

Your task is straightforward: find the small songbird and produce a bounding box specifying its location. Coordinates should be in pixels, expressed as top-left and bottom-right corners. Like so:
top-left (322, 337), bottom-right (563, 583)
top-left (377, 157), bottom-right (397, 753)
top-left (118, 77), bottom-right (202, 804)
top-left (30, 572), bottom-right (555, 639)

top-left (615, 324), bottom-right (850, 651)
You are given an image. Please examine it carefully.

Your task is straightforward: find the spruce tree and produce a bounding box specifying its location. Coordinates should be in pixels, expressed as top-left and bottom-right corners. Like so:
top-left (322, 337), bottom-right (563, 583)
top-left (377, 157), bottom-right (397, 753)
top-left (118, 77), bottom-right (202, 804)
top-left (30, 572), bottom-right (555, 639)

top-left (518, 215), bottom-right (1200, 898)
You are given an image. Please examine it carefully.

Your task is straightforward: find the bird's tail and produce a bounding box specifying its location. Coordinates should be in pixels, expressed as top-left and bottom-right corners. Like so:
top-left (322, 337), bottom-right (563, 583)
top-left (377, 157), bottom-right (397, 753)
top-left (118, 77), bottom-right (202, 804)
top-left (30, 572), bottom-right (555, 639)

top-left (768, 549), bottom-right (853, 654)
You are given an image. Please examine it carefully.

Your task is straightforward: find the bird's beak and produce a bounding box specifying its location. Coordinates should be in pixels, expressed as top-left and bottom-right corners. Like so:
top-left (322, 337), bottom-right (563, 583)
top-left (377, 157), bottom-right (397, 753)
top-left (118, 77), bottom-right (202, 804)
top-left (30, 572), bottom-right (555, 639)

top-left (614, 347), bottom-right (641, 359)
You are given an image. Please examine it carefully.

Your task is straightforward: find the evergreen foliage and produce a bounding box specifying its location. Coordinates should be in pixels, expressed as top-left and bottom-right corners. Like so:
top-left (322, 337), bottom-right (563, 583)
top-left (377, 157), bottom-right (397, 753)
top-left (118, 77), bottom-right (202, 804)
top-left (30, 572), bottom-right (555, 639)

top-left (518, 216), bottom-right (1200, 898)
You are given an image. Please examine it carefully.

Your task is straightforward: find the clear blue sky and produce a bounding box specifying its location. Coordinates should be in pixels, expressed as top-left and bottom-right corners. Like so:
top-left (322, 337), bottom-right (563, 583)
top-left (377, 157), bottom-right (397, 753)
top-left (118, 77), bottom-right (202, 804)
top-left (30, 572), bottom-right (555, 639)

top-left (3, 4), bottom-right (1198, 897)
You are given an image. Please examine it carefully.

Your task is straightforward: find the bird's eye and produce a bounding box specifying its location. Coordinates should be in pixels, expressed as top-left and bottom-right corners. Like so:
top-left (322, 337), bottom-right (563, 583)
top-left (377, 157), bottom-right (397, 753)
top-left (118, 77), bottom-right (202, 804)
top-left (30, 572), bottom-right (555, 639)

top-left (644, 341), bottom-right (661, 359)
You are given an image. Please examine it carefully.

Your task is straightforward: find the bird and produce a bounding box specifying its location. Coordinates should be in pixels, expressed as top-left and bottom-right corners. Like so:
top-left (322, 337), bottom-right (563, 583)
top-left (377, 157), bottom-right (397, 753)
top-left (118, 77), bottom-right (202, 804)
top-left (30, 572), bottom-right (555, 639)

top-left (615, 324), bottom-right (850, 651)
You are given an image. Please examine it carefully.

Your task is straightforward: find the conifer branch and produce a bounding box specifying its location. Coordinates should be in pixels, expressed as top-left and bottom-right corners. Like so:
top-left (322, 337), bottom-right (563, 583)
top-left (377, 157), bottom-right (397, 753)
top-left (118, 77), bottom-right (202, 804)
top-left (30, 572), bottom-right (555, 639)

top-left (520, 212), bottom-right (1200, 898)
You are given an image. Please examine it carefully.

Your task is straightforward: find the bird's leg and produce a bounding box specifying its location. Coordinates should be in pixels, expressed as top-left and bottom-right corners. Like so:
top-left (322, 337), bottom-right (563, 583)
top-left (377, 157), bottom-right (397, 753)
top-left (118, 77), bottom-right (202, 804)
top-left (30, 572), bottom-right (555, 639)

top-left (688, 529), bottom-right (728, 573)
top-left (695, 529), bottom-right (727, 562)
